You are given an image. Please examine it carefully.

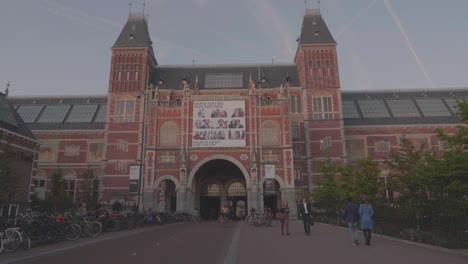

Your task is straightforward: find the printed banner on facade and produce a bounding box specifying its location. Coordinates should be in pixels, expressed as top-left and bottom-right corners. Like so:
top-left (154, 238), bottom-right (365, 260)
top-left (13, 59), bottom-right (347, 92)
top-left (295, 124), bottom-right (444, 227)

top-left (192, 101), bottom-right (246, 148)
top-left (265, 179), bottom-right (276, 195)
top-left (129, 166), bottom-right (140, 193)
top-left (265, 164), bottom-right (275, 179)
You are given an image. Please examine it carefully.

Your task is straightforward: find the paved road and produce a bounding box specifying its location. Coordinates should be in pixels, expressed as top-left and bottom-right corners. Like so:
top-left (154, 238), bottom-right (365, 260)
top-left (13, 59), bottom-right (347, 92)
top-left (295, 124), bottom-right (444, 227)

top-left (0, 220), bottom-right (466, 264)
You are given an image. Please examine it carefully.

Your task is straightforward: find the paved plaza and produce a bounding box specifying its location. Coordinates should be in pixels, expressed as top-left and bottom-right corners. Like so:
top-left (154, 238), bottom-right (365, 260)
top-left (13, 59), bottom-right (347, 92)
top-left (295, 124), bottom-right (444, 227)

top-left (0, 221), bottom-right (466, 264)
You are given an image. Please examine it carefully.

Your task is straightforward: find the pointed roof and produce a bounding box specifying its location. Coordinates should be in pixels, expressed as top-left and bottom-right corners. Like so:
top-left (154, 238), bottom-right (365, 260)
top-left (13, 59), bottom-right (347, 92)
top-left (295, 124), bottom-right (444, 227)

top-left (0, 93), bottom-right (36, 141)
top-left (113, 13), bottom-right (155, 57)
top-left (299, 9), bottom-right (336, 44)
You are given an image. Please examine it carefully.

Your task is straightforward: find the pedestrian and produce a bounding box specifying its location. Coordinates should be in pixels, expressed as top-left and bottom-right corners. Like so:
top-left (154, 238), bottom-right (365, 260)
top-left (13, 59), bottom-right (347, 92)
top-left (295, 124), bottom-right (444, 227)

top-left (280, 200), bottom-right (290, 236)
top-left (343, 197), bottom-right (360, 245)
top-left (298, 196), bottom-right (313, 235)
top-left (359, 198), bottom-right (374, 245)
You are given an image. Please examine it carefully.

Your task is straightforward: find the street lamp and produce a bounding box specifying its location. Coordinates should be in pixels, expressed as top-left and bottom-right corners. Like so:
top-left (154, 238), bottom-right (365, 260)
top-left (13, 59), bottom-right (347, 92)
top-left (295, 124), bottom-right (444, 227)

top-left (257, 75), bottom-right (267, 212)
top-left (137, 83), bottom-right (155, 211)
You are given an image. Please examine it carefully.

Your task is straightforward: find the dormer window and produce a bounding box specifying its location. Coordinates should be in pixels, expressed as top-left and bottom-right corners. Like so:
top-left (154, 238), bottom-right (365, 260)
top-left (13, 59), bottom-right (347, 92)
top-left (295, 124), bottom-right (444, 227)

top-left (312, 19), bottom-right (317, 25)
top-left (129, 34), bottom-right (135, 40)
top-left (131, 24), bottom-right (136, 30)
top-left (314, 31), bottom-right (319, 37)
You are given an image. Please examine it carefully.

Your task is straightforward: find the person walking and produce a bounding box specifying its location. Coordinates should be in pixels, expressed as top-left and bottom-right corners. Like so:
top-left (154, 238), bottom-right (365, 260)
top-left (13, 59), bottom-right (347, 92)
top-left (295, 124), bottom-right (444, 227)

top-left (343, 197), bottom-right (360, 245)
top-left (280, 200), bottom-right (290, 236)
top-left (359, 198), bottom-right (374, 245)
top-left (298, 196), bottom-right (313, 235)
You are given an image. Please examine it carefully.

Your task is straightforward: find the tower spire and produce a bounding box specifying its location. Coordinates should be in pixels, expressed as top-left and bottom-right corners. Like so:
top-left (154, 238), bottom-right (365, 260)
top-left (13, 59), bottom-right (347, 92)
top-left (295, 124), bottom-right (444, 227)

top-left (5, 81), bottom-right (10, 97)
top-left (128, 2), bottom-right (132, 16)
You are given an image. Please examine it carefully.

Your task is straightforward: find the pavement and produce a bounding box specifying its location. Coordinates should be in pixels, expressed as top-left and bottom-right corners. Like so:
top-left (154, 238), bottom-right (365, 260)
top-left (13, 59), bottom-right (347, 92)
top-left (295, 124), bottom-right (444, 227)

top-left (0, 220), bottom-right (466, 264)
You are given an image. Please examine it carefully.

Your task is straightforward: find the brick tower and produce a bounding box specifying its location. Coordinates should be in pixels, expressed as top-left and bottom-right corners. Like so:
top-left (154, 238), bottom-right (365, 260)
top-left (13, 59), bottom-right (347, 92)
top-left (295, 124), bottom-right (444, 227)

top-left (294, 8), bottom-right (347, 192)
top-left (103, 12), bottom-right (157, 204)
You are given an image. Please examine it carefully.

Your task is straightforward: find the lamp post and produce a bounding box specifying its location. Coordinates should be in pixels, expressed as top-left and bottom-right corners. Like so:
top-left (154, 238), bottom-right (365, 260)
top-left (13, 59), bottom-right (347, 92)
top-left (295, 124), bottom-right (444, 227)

top-left (137, 83), bottom-right (154, 211)
top-left (257, 76), bottom-right (267, 212)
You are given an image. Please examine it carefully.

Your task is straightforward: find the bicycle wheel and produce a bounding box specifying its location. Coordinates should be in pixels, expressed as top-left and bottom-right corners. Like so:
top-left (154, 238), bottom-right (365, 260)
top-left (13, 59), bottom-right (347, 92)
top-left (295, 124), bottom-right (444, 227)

top-left (89, 222), bottom-right (102, 236)
top-left (2, 229), bottom-right (21, 253)
top-left (0, 237), bottom-right (3, 253)
top-left (20, 232), bottom-right (31, 250)
top-left (65, 224), bottom-right (81, 241)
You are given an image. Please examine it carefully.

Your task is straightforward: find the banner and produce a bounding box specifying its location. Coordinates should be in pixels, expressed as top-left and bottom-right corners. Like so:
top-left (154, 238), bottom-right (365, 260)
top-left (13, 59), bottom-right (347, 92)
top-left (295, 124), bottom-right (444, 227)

top-left (264, 179), bottom-right (276, 195)
top-left (265, 164), bottom-right (275, 179)
top-left (129, 166), bottom-right (140, 193)
top-left (192, 101), bottom-right (246, 148)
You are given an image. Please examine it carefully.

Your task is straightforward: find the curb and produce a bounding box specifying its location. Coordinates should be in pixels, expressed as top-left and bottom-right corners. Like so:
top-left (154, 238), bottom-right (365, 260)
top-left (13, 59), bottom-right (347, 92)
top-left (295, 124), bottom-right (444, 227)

top-left (317, 222), bottom-right (468, 257)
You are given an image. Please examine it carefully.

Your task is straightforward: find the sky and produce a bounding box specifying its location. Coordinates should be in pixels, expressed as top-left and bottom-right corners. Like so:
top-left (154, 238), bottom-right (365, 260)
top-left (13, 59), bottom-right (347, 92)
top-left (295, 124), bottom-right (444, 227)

top-left (1, 0), bottom-right (467, 96)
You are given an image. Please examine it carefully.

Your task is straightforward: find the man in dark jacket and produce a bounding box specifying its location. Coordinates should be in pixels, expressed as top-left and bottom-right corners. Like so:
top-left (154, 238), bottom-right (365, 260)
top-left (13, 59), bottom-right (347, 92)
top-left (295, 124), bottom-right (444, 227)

top-left (343, 197), bottom-right (360, 245)
top-left (298, 196), bottom-right (313, 235)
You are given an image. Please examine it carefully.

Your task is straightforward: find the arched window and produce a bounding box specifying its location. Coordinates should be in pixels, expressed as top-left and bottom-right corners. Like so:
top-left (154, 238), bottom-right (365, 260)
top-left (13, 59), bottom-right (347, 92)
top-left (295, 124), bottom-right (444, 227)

top-left (201, 183), bottom-right (220, 197)
top-left (159, 121), bottom-right (180, 147)
top-left (290, 96), bottom-right (296, 113)
top-left (227, 182), bottom-right (246, 196)
top-left (262, 120), bottom-right (280, 146)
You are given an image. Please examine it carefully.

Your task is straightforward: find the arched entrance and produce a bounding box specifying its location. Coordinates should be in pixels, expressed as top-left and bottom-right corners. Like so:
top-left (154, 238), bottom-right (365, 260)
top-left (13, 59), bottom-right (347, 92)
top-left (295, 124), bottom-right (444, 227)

top-left (263, 179), bottom-right (281, 214)
top-left (192, 159), bottom-right (248, 220)
top-left (157, 179), bottom-right (177, 212)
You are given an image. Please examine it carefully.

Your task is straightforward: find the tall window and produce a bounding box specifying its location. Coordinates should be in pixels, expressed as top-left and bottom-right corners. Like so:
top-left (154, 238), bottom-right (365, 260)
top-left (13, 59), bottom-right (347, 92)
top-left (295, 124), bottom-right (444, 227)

top-left (64, 180), bottom-right (76, 200)
top-left (115, 99), bottom-right (135, 123)
top-left (290, 96), bottom-right (296, 113)
top-left (294, 169), bottom-right (302, 180)
top-left (134, 64), bottom-right (139, 81)
top-left (126, 64), bottom-right (131, 81)
top-left (297, 95), bottom-right (302, 113)
top-left (117, 64), bottom-right (123, 81)
top-left (313, 96), bottom-right (333, 120)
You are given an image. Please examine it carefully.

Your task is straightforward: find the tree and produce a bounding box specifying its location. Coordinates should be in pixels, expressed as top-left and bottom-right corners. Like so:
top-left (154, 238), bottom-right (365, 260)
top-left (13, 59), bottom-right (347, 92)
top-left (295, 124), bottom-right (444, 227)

top-left (353, 158), bottom-right (383, 201)
top-left (80, 167), bottom-right (99, 207)
top-left (312, 158), bottom-right (342, 213)
top-left (0, 151), bottom-right (18, 205)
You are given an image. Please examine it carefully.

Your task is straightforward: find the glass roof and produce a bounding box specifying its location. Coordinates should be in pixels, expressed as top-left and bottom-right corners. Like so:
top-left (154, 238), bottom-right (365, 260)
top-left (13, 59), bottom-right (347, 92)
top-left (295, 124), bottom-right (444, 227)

top-left (37, 105), bottom-right (71, 123)
top-left (444, 98), bottom-right (464, 115)
top-left (357, 100), bottom-right (390, 118)
top-left (205, 73), bottom-right (243, 89)
top-left (17, 105), bottom-right (44, 123)
top-left (342, 101), bottom-right (360, 118)
top-left (415, 99), bottom-right (452, 117)
top-left (66, 104), bottom-right (98, 123)
top-left (94, 105), bottom-right (107, 122)
top-left (386, 99), bottom-right (421, 117)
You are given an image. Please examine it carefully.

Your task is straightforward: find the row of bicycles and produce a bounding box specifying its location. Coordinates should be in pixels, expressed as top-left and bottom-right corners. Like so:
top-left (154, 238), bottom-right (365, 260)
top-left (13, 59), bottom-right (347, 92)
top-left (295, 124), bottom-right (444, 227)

top-left (246, 212), bottom-right (274, 227)
top-left (0, 209), bottom-right (198, 254)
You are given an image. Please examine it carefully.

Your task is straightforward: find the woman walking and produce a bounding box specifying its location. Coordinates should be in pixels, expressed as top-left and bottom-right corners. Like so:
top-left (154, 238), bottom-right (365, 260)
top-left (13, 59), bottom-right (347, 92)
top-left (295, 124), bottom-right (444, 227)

top-left (280, 201), bottom-right (290, 235)
top-left (359, 198), bottom-right (374, 245)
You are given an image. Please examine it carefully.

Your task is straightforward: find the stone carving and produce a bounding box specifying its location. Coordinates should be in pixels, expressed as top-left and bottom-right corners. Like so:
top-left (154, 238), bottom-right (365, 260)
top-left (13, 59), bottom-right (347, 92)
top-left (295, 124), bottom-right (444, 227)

top-left (251, 167), bottom-right (258, 185)
top-left (240, 154), bottom-right (248, 161)
top-left (180, 168), bottom-right (187, 185)
top-left (190, 154), bottom-right (199, 161)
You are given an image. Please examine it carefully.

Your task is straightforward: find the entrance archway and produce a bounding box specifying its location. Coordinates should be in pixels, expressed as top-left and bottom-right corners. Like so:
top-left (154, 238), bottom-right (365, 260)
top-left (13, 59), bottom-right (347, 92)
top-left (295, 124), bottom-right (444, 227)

top-left (262, 179), bottom-right (281, 214)
top-left (191, 158), bottom-right (248, 220)
top-left (157, 179), bottom-right (177, 212)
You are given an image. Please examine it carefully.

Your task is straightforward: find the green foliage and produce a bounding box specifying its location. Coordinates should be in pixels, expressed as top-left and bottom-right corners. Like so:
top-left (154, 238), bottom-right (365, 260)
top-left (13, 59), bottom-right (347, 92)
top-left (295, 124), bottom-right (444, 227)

top-left (312, 157), bottom-right (383, 212)
top-left (47, 168), bottom-right (73, 212)
top-left (0, 151), bottom-right (18, 205)
top-left (80, 168), bottom-right (99, 208)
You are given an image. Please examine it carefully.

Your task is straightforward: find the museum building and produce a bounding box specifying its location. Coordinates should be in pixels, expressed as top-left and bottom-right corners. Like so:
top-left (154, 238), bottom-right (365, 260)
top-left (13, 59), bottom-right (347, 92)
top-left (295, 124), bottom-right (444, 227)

top-left (10, 9), bottom-right (468, 218)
